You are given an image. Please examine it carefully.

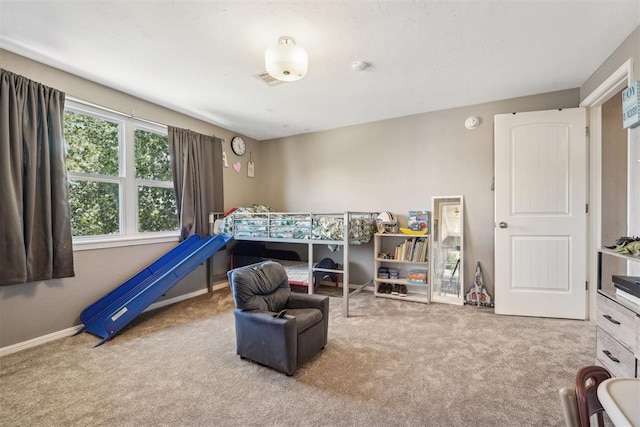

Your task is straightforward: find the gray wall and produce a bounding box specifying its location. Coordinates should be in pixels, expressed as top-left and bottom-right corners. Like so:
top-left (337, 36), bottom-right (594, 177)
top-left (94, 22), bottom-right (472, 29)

top-left (2, 24), bottom-right (638, 349)
top-left (581, 26), bottom-right (640, 101)
top-left (0, 50), bottom-right (260, 349)
top-left (581, 25), bottom-right (640, 240)
top-left (258, 89), bottom-right (581, 292)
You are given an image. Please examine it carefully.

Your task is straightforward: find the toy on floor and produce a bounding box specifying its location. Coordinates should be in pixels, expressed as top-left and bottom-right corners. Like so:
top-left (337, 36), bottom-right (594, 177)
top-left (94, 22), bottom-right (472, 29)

top-left (79, 234), bottom-right (232, 346)
top-left (465, 262), bottom-right (493, 307)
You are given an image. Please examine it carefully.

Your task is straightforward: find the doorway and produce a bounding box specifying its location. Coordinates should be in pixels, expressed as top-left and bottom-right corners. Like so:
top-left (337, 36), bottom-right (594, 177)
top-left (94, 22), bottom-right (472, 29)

top-left (599, 90), bottom-right (628, 295)
top-left (580, 58), bottom-right (634, 320)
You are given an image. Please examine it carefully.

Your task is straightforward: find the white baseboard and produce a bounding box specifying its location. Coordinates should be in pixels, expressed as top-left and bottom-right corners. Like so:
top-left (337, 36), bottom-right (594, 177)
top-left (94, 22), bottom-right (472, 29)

top-left (0, 325), bottom-right (83, 357)
top-left (0, 282), bottom-right (231, 358)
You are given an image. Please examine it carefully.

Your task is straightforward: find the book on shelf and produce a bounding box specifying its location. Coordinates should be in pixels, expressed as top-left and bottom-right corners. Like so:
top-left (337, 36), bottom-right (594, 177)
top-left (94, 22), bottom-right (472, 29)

top-left (394, 237), bottom-right (428, 262)
top-left (408, 210), bottom-right (430, 233)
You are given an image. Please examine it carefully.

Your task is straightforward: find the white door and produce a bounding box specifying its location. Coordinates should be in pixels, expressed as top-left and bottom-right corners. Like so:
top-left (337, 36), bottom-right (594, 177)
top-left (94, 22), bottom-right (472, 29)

top-left (494, 108), bottom-right (587, 319)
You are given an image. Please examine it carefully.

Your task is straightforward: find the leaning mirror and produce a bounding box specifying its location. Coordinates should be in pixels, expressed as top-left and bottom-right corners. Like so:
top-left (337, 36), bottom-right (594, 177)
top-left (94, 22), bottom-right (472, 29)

top-left (430, 195), bottom-right (464, 305)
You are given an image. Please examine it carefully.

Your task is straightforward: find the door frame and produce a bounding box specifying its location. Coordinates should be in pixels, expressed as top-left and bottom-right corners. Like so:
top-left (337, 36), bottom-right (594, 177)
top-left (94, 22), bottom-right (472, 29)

top-left (579, 58), bottom-right (633, 321)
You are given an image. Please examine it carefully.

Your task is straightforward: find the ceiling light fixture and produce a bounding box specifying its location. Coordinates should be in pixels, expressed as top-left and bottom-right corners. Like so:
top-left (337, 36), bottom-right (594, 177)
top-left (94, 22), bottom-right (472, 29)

top-left (265, 36), bottom-right (308, 82)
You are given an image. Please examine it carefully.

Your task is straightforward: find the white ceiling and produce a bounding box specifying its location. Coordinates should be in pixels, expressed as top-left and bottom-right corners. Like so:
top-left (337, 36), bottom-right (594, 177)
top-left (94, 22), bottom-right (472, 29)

top-left (1, 1), bottom-right (639, 141)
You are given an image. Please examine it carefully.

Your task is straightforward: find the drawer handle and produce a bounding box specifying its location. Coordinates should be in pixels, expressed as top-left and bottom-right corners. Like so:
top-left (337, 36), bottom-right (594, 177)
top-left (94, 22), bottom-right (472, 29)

top-left (602, 314), bottom-right (621, 325)
top-left (603, 350), bottom-right (620, 363)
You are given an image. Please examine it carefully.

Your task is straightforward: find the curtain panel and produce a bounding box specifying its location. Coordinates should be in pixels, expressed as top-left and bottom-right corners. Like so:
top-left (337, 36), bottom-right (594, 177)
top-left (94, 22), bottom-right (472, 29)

top-left (168, 126), bottom-right (223, 239)
top-left (0, 69), bottom-right (75, 286)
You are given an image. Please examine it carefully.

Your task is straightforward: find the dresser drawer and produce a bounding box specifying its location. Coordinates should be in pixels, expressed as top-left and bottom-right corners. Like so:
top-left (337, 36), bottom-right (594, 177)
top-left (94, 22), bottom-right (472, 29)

top-left (636, 314), bottom-right (640, 359)
top-left (596, 327), bottom-right (637, 378)
top-left (596, 294), bottom-right (635, 349)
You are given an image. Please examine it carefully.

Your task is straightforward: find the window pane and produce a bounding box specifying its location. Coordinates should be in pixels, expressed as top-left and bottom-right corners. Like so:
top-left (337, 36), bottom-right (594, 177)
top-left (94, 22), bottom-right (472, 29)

top-left (138, 186), bottom-right (178, 232)
top-left (64, 111), bottom-right (119, 175)
top-left (68, 180), bottom-right (120, 236)
top-left (135, 130), bottom-right (172, 181)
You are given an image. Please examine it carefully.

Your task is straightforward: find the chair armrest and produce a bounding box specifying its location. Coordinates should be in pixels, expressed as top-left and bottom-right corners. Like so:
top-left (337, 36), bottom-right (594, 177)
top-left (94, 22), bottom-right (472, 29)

top-left (233, 309), bottom-right (297, 375)
top-left (286, 293), bottom-right (329, 346)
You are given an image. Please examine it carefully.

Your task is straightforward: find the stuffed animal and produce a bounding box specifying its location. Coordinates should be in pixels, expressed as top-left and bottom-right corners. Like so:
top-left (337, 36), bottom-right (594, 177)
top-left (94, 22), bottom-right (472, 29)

top-left (616, 239), bottom-right (640, 257)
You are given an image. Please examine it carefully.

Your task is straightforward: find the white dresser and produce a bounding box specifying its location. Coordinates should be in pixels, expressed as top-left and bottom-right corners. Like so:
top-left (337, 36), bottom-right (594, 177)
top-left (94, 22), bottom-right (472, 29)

top-left (596, 249), bottom-right (640, 378)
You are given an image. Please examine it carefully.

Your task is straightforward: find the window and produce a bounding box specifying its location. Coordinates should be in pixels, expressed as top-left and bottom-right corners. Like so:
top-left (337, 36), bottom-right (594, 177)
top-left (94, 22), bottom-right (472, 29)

top-left (134, 128), bottom-right (177, 233)
top-left (64, 101), bottom-right (178, 245)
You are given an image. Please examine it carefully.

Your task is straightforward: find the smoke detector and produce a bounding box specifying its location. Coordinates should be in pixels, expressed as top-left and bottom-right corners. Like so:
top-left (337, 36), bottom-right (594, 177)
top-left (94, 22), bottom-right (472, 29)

top-left (351, 61), bottom-right (370, 71)
top-left (465, 116), bottom-right (480, 130)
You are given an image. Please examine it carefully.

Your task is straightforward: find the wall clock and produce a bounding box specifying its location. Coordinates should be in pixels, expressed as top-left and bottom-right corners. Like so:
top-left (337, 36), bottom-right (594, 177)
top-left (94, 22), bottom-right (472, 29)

top-left (231, 136), bottom-right (246, 156)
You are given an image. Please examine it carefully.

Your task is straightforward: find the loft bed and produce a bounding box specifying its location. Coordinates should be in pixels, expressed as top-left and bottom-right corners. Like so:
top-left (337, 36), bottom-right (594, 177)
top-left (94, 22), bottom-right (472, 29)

top-left (215, 205), bottom-right (378, 317)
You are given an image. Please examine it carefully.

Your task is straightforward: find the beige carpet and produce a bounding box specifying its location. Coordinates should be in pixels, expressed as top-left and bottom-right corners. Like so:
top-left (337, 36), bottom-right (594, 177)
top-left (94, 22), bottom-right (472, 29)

top-left (1, 288), bottom-right (594, 426)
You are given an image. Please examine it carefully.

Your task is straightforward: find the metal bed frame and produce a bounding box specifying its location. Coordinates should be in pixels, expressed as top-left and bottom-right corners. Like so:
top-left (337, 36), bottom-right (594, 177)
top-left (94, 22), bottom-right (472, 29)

top-left (223, 211), bottom-right (377, 317)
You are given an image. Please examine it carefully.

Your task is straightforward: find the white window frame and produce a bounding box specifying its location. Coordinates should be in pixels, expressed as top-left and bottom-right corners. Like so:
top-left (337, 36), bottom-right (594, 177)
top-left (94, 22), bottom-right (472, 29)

top-left (65, 100), bottom-right (179, 251)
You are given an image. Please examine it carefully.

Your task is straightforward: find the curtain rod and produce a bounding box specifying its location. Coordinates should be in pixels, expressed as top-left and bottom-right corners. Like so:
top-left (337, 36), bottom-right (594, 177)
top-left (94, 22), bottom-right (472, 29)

top-left (66, 95), bottom-right (166, 128)
top-left (66, 96), bottom-right (224, 141)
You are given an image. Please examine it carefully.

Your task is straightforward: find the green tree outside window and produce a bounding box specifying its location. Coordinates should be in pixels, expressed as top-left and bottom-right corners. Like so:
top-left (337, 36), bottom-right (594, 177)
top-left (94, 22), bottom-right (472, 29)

top-left (64, 106), bottom-right (178, 237)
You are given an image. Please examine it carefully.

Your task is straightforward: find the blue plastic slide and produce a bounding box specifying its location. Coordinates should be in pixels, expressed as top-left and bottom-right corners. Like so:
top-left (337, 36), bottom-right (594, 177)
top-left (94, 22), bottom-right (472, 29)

top-left (79, 234), bottom-right (232, 346)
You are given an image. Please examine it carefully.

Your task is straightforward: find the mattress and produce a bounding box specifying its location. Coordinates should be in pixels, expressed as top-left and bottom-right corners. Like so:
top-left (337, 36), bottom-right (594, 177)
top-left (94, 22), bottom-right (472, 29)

top-left (278, 260), bottom-right (314, 286)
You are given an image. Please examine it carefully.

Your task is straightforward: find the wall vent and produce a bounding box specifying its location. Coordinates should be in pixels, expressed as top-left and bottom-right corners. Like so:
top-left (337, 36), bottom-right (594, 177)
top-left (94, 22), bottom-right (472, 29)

top-left (254, 71), bottom-right (284, 86)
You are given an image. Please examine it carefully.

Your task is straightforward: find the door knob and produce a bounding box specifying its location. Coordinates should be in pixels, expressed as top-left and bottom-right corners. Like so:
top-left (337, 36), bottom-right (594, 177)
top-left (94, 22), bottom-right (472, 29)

top-left (498, 222), bottom-right (508, 229)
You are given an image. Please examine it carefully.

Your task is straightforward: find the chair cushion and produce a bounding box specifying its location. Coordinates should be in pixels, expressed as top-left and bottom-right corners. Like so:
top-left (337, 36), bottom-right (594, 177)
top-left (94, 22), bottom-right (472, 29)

top-left (228, 261), bottom-right (291, 312)
top-left (286, 308), bottom-right (323, 333)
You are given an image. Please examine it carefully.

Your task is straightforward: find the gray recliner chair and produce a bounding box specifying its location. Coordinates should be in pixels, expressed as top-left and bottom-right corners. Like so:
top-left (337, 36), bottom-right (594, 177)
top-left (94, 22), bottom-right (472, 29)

top-left (227, 260), bottom-right (329, 376)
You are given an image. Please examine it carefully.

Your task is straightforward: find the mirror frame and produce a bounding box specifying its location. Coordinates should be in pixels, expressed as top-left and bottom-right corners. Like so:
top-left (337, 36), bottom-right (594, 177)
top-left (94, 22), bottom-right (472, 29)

top-left (430, 195), bottom-right (464, 305)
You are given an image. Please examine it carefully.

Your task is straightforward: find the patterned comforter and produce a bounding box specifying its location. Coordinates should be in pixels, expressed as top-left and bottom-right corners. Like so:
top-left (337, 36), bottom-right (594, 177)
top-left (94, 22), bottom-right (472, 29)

top-left (218, 205), bottom-right (376, 247)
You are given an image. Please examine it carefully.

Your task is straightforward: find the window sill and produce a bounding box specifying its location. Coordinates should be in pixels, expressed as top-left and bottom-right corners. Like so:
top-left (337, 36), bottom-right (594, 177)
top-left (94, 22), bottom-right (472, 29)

top-left (73, 233), bottom-right (180, 251)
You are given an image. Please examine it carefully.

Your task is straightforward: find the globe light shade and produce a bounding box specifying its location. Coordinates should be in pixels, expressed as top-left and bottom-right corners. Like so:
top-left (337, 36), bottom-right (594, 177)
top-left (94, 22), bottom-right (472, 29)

top-left (265, 36), bottom-right (308, 82)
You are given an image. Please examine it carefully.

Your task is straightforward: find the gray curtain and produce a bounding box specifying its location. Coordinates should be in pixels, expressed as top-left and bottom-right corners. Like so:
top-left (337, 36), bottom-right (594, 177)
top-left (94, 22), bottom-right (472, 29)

top-left (168, 126), bottom-right (224, 239)
top-left (0, 69), bottom-right (75, 286)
